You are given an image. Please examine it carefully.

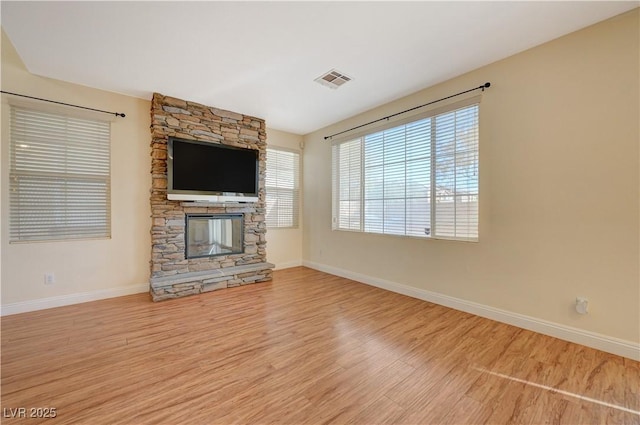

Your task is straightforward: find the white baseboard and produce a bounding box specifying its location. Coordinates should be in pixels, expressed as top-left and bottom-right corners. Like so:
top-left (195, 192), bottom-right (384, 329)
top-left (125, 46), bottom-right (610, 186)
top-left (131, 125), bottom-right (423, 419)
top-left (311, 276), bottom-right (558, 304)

top-left (1, 284), bottom-right (149, 316)
top-left (273, 260), bottom-right (303, 270)
top-left (302, 260), bottom-right (640, 361)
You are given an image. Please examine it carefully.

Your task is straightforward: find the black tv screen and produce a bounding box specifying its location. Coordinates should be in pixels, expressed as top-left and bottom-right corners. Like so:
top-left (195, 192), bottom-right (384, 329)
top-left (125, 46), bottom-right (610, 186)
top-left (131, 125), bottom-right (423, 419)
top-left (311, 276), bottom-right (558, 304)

top-left (168, 137), bottom-right (258, 198)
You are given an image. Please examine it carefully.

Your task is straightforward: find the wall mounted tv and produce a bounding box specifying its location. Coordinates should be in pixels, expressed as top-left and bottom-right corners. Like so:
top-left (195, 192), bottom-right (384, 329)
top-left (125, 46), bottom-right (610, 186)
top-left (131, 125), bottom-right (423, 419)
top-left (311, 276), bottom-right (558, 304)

top-left (167, 137), bottom-right (259, 203)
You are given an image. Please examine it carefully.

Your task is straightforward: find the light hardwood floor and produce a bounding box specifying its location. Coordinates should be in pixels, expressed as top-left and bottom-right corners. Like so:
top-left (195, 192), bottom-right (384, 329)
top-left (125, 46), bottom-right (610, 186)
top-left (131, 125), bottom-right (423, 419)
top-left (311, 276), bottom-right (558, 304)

top-left (1, 267), bottom-right (638, 424)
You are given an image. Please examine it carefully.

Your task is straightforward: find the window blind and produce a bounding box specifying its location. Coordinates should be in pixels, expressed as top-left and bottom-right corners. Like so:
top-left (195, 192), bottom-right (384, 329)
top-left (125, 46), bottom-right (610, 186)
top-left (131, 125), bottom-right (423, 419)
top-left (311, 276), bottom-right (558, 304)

top-left (332, 138), bottom-right (362, 231)
top-left (332, 103), bottom-right (479, 241)
top-left (433, 105), bottom-right (479, 240)
top-left (266, 148), bottom-right (300, 228)
top-left (9, 106), bottom-right (111, 242)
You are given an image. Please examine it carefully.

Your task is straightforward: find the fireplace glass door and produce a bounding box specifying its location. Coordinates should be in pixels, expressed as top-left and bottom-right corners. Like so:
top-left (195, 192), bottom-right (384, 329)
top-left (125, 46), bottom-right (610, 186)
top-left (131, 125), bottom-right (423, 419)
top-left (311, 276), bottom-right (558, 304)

top-left (185, 214), bottom-right (243, 259)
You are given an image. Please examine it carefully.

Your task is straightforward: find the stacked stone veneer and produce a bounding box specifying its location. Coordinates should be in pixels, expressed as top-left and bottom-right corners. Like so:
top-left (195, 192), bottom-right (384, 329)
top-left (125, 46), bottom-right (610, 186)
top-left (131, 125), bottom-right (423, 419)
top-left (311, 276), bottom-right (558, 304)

top-left (149, 93), bottom-right (273, 301)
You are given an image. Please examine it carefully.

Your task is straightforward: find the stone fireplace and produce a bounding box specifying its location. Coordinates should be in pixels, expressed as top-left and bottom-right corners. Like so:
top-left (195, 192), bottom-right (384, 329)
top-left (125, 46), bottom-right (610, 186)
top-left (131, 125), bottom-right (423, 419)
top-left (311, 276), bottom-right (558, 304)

top-left (149, 93), bottom-right (274, 301)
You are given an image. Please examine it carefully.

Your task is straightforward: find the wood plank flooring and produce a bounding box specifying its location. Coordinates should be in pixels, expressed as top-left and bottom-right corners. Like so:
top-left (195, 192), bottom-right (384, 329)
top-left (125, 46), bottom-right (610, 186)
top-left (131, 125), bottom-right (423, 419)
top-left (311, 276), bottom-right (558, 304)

top-left (1, 267), bottom-right (638, 424)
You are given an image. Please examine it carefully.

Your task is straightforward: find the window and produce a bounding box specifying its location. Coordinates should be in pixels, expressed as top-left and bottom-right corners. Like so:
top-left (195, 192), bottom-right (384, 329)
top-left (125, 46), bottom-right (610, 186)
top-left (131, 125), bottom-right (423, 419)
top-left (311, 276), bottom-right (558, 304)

top-left (332, 102), bottom-right (479, 241)
top-left (9, 106), bottom-right (111, 242)
top-left (265, 147), bottom-right (300, 228)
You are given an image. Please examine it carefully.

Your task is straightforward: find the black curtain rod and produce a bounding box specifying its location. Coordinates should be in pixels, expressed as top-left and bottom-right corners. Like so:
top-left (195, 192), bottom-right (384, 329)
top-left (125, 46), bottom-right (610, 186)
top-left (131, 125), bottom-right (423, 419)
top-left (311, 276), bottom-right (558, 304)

top-left (0, 90), bottom-right (126, 118)
top-left (324, 82), bottom-right (490, 140)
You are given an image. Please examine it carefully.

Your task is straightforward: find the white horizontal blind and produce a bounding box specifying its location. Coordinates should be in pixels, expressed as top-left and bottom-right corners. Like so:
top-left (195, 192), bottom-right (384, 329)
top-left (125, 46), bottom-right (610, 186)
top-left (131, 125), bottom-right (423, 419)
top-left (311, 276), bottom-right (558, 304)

top-left (332, 103), bottom-right (479, 241)
top-left (9, 106), bottom-right (111, 242)
top-left (433, 105), bottom-right (479, 240)
top-left (363, 118), bottom-right (432, 236)
top-left (332, 138), bottom-right (362, 231)
top-left (265, 148), bottom-right (300, 228)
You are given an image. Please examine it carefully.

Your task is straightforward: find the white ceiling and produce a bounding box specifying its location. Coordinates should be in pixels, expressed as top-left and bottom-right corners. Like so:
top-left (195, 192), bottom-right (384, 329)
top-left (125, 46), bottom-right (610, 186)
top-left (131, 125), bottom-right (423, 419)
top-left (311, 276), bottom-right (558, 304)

top-left (1, 1), bottom-right (637, 135)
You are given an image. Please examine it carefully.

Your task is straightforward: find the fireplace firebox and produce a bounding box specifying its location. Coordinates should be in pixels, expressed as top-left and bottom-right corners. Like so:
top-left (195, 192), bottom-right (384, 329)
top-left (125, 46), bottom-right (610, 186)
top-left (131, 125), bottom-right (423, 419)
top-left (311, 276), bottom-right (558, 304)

top-left (185, 214), bottom-right (244, 259)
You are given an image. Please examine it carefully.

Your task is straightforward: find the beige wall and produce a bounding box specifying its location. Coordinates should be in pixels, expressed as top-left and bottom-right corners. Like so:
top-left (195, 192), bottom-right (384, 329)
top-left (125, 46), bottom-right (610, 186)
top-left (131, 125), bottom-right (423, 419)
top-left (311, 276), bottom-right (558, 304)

top-left (266, 128), bottom-right (304, 269)
top-left (302, 10), bottom-right (639, 343)
top-left (1, 30), bottom-right (151, 305)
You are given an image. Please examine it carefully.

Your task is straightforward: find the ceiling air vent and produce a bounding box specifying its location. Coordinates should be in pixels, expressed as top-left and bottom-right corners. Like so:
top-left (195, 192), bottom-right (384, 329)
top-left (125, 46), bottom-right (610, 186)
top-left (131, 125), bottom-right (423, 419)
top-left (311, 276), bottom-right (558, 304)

top-left (314, 69), bottom-right (353, 89)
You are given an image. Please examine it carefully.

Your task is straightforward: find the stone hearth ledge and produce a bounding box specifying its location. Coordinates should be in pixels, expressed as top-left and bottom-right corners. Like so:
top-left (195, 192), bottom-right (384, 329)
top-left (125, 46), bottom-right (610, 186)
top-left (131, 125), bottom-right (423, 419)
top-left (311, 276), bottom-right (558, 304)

top-left (150, 262), bottom-right (274, 301)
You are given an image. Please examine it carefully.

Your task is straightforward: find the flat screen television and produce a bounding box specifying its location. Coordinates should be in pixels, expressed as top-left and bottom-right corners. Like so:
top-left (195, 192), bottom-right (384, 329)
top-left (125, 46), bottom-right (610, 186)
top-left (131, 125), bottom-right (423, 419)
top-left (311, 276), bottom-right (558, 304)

top-left (167, 137), bottom-right (259, 202)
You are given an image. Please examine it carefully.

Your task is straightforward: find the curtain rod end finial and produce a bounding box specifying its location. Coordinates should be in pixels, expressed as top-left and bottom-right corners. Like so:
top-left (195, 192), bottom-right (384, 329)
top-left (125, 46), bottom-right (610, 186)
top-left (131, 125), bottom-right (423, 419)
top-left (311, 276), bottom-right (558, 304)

top-left (484, 82), bottom-right (491, 88)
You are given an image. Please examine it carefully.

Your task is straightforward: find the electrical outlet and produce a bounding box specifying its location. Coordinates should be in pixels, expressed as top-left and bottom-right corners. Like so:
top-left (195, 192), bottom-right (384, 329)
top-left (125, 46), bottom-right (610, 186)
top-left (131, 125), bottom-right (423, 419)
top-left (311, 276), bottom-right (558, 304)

top-left (44, 273), bottom-right (55, 285)
top-left (575, 297), bottom-right (588, 314)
